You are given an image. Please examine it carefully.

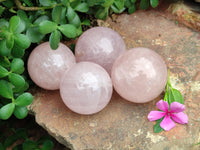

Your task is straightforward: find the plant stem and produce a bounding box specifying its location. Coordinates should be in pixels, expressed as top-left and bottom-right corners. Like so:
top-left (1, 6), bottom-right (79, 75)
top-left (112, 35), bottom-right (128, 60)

top-left (12, 97), bottom-right (15, 103)
top-left (15, 0), bottom-right (40, 11)
top-left (3, 56), bottom-right (10, 65)
top-left (163, 69), bottom-right (171, 101)
top-left (14, 0), bottom-right (62, 11)
top-left (167, 69), bottom-right (172, 88)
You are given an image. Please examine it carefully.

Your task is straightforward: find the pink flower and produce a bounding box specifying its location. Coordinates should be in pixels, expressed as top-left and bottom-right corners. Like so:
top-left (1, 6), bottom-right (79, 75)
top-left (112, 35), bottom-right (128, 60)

top-left (148, 100), bottom-right (188, 131)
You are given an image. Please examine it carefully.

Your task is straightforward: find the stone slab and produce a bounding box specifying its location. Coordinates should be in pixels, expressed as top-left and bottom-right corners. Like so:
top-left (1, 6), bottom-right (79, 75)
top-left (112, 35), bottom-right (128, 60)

top-left (165, 1), bottom-right (200, 32)
top-left (29, 2), bottom-right (200, 150)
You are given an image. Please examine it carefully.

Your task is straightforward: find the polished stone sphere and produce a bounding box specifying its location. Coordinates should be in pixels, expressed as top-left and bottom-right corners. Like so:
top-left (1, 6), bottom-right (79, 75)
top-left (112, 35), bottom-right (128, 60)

top-left (111, 47), bottom-right (167, 103)
top-left (28, 42), bottom-right (76, 90)
top-left (60, 62), bottom-right (113, 115)
top-left (75, 27), bottom-right (126, 74)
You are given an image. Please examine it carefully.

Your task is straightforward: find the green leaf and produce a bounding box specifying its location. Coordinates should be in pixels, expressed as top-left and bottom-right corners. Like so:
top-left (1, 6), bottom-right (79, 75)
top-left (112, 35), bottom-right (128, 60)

top-left (86, 0), bottom-right (104, 6)
top-left (125, 0), bottom-right (130, 7)
top-left (163, 88), bottom-right (169, 102)
top-left (17, 10), bottom-right (31, 29)
top-left (11, 58), bottom-right (25, 73)
top-left (102, 0), bottom-right (114, 7)
top-left (70, 0), bottom-right (81, 8)
top-left (58, 24), bottom-right (77, 38)
top-left (150, 0), bottom-right (159, 8)
top-left (70, 43), bottom-right (75, 53)
top-left (0, 65), bottom-right (9, 78)
top-left (128, 4), bottom-right (136, 14)
top-left (41, 140), bottom-right (54, 150)
top-left (0, 39), bottom-right (11, 56)
top-left (125, 0), bottom-right (136, 14)
top-left (33, 15), bottom-right (49, 25)
top-left (114, 0), bottom-right (124, 10)
top-left (39, 21), bottom-right (58, 34)
top-left (15, 128), bottom-right (28, 139)
top-left (11, 45), bottom-right (25, 58)
top-left (13, 81), bottom-right (29, 93)
top-left (49, 30), bottom-right (61, 50)
top-left (61, 0), bottom-right (69, 6)
top-left (0, 57), bottom-right (10, 68)
top-left (125, 0), bottom-right (135, 7)
top-left (167, 90), bottom-right (174, 105)
top-left (95, 7), bottom-right (108, 20)
top-left (0, 27), bottom-right (8, 39)
top-left (81, 19), bottom-right (90, 26)
top-left (51, 6), bottom-right (66, 24)
top-left (76, 26), bottom-right (82, 36)
top-left (14, 106), bottom-right (28, 119)
top-left (111, 0), bottom-right (125, 14)
top-left (2, 0), bottom-right (14, 8)
top-left (37, 136), bottom-right (52, 145)
top-left (52, 6), bottom-right (62, 24)
top-left (9, 16), bottom-right (25, 33)
top-left (0, 103), bottom-right (15, 120)
top-left (15, 92), bottom-right (33, 107)
top-left (23, 140), bottom-right (38, 150)
top-left (74, 3), bottom-right (89, 13)
top-left (111, 5), bottom-right (125, 14)
top-left (26, 26), bottom-right (45, 43)
top-left (140, 0), bottom-right (149, 10)
top-left (60, 7), bottom-right (67, 24)
top-left (112, 0), bottom-right (125, 12)
top-left (8, 73), bottom-right (25, 88)
top-left (14, 34), bottom-right (31, 49)
top-left (4, 134), bottom-right (18, 148)
top-left (0, 19), bottom-right (9, 28)
top-left (6, 34), bottom-right (14, 49)
top-left (0, 80), bottom-right (13, 99)
top-left (66, 6), bottom-right (81, 27)
top-left (66, 7), bottom-right (76, 21)
top-left (39, 0), bottom-right (53, 6)
top-left (69, 14), bottom-right (81, 28)
top-left (23, 0), bottom-right (34, 6)
top-left (0, 6), bottom-right (5, 16)
top-left (169, 88), bottom-right (184, 104)
top-left (154, 117), bottom-right (164, 133)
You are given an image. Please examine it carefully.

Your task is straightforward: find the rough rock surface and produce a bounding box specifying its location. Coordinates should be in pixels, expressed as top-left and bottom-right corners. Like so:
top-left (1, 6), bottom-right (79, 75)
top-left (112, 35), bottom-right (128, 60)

top-left (29, 2), bottom-right (200, 150)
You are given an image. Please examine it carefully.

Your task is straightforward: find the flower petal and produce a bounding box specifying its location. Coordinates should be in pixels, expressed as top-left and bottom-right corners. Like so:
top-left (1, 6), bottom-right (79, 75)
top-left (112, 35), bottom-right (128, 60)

top-left (170, 102), bottom-right (185, 113)
top-left (160, 115), bottom-right (176, 131)
top-left (148, 111), bottom-right (166, 121)
top-left (156, 100), bottom-right (169, 112)
top-left (171, 112), bottom-right (188, 124)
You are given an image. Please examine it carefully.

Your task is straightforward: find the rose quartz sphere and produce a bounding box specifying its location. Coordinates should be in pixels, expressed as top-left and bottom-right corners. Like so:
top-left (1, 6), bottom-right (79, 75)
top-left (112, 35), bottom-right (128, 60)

top-left (60, 62), bottom-right (113, 115)
top-left (111, 47), bottom-right (167, 103)
top-left (28, 42), bottom-right (76, 90)
top-left (75, 27), bottom-right (126, 74)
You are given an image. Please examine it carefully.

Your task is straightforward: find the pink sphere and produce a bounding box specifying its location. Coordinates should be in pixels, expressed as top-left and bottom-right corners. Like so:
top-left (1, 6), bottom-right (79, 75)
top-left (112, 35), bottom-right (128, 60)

top-left (75, 27), bottom-right (126, 74)
top-left (111, 47), bottom-right (167, 103)
top-left (60, 62), bottom-right (113, 115)
top-left (28, 42), bottom-right (76, 90)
